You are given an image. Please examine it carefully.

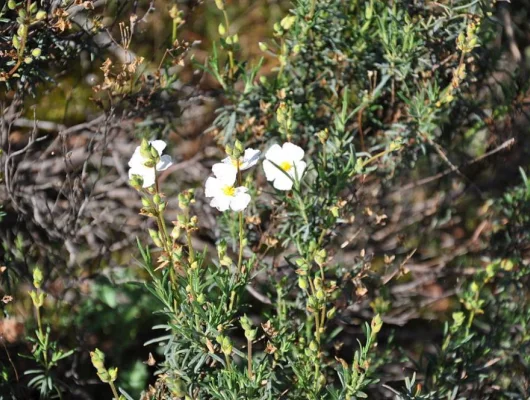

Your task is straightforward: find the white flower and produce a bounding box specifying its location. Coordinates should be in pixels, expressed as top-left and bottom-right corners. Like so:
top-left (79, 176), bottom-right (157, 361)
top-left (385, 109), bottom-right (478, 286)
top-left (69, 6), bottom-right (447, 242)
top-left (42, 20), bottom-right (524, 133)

top-left (205, 163), bottom-right (251, 211)
top-left (263, 142), bottom-right (306, 190)
top-left (128, 140), bottom-right (173, 188)
top-left (222, 148), bottom-right (261, 170)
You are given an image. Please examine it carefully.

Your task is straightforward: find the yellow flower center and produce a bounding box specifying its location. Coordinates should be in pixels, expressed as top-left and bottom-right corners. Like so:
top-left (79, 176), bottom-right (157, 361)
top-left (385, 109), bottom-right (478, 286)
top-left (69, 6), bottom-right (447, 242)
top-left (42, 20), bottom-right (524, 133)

top-left (222, 185), bottom-right (235, 196)
top-left (279, 161), bottom-right (292, 171)
top-left (231, 158), bottom-right (241, 168)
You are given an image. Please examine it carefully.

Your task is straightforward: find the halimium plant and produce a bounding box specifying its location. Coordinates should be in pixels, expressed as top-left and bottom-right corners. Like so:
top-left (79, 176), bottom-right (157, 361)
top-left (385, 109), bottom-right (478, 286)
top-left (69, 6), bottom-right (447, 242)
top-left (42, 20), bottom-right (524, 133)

top-left (127, 134), bottom-right (385, 400)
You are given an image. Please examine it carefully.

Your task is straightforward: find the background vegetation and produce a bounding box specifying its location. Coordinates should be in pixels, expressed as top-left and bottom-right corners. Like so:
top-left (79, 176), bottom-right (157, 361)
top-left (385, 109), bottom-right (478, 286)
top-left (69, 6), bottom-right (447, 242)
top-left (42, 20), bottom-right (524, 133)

top-left (1, 0), bottom-right (529, 398)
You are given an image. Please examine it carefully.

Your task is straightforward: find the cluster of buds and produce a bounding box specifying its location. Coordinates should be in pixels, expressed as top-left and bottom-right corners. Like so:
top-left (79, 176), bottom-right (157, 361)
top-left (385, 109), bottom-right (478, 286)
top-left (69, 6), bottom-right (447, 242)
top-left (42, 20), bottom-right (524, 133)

top-left (457, 21), bottom-right (479, 54)
top-left (172, 190), bottom-right (198, 241)
top-left (225, 140), bottom-right (245, 160)
top-left (169, 4), bottom-right (184, 27)
top-left (140, 192), bottom-right (167, 217)
top-left (140, 140), bottom-right (161, 169)
top-left (438, 22), bottom-right (480, 107)
top-left (90, 348), bottom-right (118, 384)
top-left (216, 335), bottom-right (233, 357)
top-left (316, 128), bottom-right (329, 145)
top-left (274, 15), bottom-right (296, 37)
top-left (240, 315), bottom-right (257, 341)
top-left (218, 23), bottom-right (239, 46)
top-left (216, 240), bottom-right (232, 267)
top-left (276, 103), bottom-right (293, 140)
top-left (29, 267), bottom-right (45, 308)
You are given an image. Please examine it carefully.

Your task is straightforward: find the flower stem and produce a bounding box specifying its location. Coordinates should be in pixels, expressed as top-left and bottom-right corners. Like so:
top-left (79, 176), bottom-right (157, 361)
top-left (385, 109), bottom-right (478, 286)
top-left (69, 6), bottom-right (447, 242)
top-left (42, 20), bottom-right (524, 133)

top-left (237, 211), bottom-right (244, 274)
top-left (247, 339), bottom-right (253, 379)
top-left (109, 381), bottom-right (120, 400)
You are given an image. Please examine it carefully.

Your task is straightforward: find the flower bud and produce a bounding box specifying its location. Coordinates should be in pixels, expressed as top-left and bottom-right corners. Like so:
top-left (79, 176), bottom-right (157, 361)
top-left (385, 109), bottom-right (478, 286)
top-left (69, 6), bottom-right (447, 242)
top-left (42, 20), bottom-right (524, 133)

top-left (8, 0), bottom-right (16, 10)
top-left (298, 276), bottom-right (308, 290)
top-left (317, 128), bottom-right (329, 144)
top-left (258, 42), bottom-right (268, 52)
top-left (109, 367), bottom-right (118, 382)
top-left (33, 267), bottom-right (43, 289)
top-left (141, 197), bottom-right (150, 207)
top-left (280, 15), bottom-right (296, 31)
top-left (35, 10), bottom-right (46, 20)
top-left (214, 0), bottom-right (224, 10)
top-left (171, 226), bottom-right (180, 240)
top-left (153, 194), bottom-right (162, 205)
top-left (140, 139), bottom-right (152, 158)
top-left (309, 340), bottom-right (318, 353)
top-left (148, 229), bottom-right (163, 248)
top-left (314, 249), bottom-right (326, 267)
top-left (218, 23), bottom-right (226, 36)
top-left (371, 314), bottom-right (383, 334)
top-left (217, 239), bottom-right (227, 259)
top-left (221, 336), bottom-right (232, 355)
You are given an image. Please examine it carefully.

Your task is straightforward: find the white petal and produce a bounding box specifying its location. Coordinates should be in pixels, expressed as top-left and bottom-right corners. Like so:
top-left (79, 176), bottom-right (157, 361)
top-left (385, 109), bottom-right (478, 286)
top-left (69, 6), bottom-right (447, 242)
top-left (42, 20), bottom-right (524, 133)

top-left (293, 160), bottom-right (307, 179)
top-left (128, 147), bottom-right (143, 168)
top-left (282, 142), bottom-right (305, 162)
top-left (221, 156), bottom-right (232, 165)
top-left (150, 140), bottom-right (167, 156)
top-left (141, 169), bottom-right (156, 188)
top-left (230, 190), bottom-right (251, 211)
top-left (212, 163), bottom-right (237, 185)
top-left (240, 148), bottom-right (261, 170)
top-left (273, 172), bottom-right (294, 191)
top-left (205, 177), bottom-right (223, 198)
top-left (210, 194), bottom-right (231, 211)
top-left (129, 163), bottom-right (150, 178)
top-left (264, 144), bottom-right (284, 164)
top-left (263, 159), bottom-right (281, 181)
top-left (156, 155), bottom-right (173, 171)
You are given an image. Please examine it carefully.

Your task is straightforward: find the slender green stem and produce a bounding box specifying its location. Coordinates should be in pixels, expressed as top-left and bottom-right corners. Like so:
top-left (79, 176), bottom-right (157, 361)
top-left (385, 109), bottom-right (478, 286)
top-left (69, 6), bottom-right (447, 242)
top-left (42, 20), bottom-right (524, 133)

top-left (109, 381), bottom-right (120, 400)
top-left (237, 211), bottom-right (244, 274)
top-left (224, 353), bottom-right (232, 370)
top-left (247, 339), bottom-right (253, 379)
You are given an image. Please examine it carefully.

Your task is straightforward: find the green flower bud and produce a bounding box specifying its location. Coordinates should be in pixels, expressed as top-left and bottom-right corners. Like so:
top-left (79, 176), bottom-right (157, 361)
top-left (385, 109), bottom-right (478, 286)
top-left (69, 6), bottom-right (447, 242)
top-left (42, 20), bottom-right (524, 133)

top-left (148, 229), bottom-right (163, 248)
top-left (370, 314), bottom-right (383, 334)
top-left (309, 340), bottom-right (319, 353)
top-left (153, 194), bottom-right (162, 205)
top-left (109, 367), bottom-right (118, 382)
top-left (35, 10), bottom-right (46, 20)
top-left (258, 42), bottom-right (268, 52)
top-left (221, 336), bottom-right (233, 355)
top-left (298, 276), bottom-right (308, 290)
top-left (218, 23), bottom-right (226, 36)
top-left (280, 15), bottom-right (296, 31)
top-left (8, 0), bottom-right (16, 10)
top-left (214, 0), bottom-right (224, 10)
top-left (130, 175), bottom-right (144, 190)
top-left (33, 267), bottom-right (43, 289)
